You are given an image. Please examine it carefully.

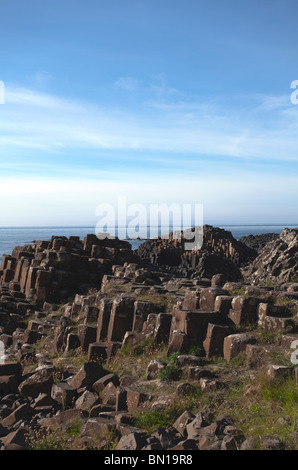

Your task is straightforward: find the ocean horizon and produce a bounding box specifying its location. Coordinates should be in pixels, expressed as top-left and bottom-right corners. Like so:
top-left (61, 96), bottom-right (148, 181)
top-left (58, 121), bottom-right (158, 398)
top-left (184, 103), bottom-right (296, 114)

top-left (0, 223), bottom-right (297, 264)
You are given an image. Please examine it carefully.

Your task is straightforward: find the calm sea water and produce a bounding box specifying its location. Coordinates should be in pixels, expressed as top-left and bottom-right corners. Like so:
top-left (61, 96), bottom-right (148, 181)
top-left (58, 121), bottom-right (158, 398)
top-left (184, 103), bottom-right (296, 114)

top-left (0, 224), bottom-right (297, 264)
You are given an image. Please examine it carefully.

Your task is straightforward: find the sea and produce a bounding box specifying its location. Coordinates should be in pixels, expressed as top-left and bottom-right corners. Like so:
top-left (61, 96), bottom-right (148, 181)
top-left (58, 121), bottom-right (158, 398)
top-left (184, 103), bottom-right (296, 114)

top-left (0, 224), bottom-right (297, 265)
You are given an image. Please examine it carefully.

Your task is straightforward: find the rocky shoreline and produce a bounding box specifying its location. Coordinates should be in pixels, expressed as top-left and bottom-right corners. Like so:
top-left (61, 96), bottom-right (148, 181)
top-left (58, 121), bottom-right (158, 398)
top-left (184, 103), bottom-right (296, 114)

top-left (0, 226), bottom-right (297, 450)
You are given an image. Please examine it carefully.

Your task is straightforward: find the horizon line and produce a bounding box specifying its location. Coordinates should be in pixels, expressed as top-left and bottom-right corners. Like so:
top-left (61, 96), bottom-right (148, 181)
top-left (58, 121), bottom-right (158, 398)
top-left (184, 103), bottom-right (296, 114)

top-left (0, 223), bottom-right (297, 229)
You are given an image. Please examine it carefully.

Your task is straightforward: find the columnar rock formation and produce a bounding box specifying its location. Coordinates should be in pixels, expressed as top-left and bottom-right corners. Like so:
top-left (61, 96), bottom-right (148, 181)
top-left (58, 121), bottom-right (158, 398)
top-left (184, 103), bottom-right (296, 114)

top-left (137, 225), bottom-right (257, 280)
top-left (0, 227), bottom-right (297, 450)
top-left (0, 234), bottom-right (137, 304)
top-left (244, 228), bottom-right (298, 284)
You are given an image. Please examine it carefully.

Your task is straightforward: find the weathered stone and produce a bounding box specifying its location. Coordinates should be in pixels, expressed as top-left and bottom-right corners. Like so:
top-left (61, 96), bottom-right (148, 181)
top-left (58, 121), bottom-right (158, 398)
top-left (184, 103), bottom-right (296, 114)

top-left (211, 274), bottom-right (226, 287)
top-left (51, 382), bottom-right (77, 407)
top-left (260, 436), bottom-right (286, 450)
top-left (267, 364), bottom-right (294, 380)
top-left (228, 296), bottom-right (259, 326)
top-left (0, 334), bottom-right (13, 348)
top-left (258, 303), bottom-right (291, 328)
top-left (170, 439), bottom-right (200, 450)
top-left (146, 360), bottom-right (167, 380)
top-left (81, 417), bottom-right (118, 439)
top-left (116, 431), bottom-right (148, 450)
top-left (245, 228), bottom-right (298, 284)
top-left (221, 434), bottom-right (244, 450)
top-left (39, 409), bottom-right (85, 431)
top-left (106, 341), bottom-right (122, 361)
top-left (107, 295), bottom-right (135, 343)
top-left (65, 333), bottom-right (81, 353)
top-left (18, 365), bottom-right (54, 399)
top-left (198, 435), bottom-right (221, 450)
top-left (126, 389), bottom-right (150, 412)
top-left (16, 347), bottom-right (36, 363)
top-left (200, 287), bottom-right (227, 310)
top-left (78, 324), bottom-right (97, 352)
top-left (32, 392), bottom-right (58, 409)
top-left (240, 436), bottom-right (261, 450)
top-left (0, 362), bottom-right (22, 382)
top-left (1, 427), bottom-right (30, 450)
top-left (115, 387), bottom-right (128, 411)
top-left (75, 390), bottom-right (100, 410)
top-left (176, 382), bottom-right (195, 398)
top-left (0, 403), bottom-right (34, 429)
top-left (188, 367), bottom-right (213, 381)
top-left (132, 300), bottom-right (158, 332)
top-left (264, 316), bottom-right (295, 333)
top-left (182, 290), bottom-right (200, 310)
top-left (200, 377), bottom-right (223, 391)
top-left (83, 305), bottom-right (99, 323)
top-left (23, 328), bottom-right (41, 345)
top-left (223, 334), bottom-right (256, 362)
top-left (186, 412), bottom-right (211, 439)
top-left (0, 375), bottom-right (19, 394)
top-left (96, 298), bottom-right (113, 341)
top-left (121, 331), bottom-right (135, 350)
top-left (92, 373), bottom-right (120, 393)
top-left (151, 427), bottom-right (179, 449)
top-left (154, 313), bottom-right (172, 343)
top-left (176, 355), bottom-right (204, 368)
top-left (246, 344), bottom-right (266, 369)
top-left (214, 295), bottom-right (232, 315)
top-left (68, 362), bottom-right (107, 389)
top-left (87, 342), bottom-right (107, 362)
top-left (171, 309), bottom-right (222, 349)
top-left (173, 410), bottom-right (195, 437)
top-left (203, 323), bottom-right (231, 357)
top-left (100, 382), bottom-right (118, 406)
top-left (167, 330), bottom-right (190, 356)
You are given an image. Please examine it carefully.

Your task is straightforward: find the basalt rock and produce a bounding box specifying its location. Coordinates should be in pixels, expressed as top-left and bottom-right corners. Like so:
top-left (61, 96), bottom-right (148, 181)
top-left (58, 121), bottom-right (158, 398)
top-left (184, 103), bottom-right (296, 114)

top-left (137, 225), bottom-right (256, 281)
top-left (239, 233), bottom-right (279, 253)
top-left (0, 234), bottom-right (138, 305)
top-left (244, 228), bottom-right (298, 284)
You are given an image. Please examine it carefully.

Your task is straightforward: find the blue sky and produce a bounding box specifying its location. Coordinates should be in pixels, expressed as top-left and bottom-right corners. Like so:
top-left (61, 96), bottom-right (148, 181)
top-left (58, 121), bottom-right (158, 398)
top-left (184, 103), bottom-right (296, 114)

top-left (0, 0), bottom-right (297, 227)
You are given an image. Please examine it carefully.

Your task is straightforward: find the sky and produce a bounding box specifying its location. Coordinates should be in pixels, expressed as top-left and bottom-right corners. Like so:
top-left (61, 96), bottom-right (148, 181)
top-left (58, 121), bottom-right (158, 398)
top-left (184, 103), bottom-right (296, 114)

top-left (0, 0), bottom-right (298, 228)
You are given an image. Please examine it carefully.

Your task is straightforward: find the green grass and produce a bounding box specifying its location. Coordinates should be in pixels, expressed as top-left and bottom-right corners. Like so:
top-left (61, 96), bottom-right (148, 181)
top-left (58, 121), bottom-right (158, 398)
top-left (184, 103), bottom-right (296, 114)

top-left (158, 364), bottom-right (181, 381)
top-left (228, 288), bottom-right (246, 296)
top-left (211, 371), bottom-right (298, 449)
top-left (258, 329), bottom-right (282, 345)
top-left (134, 402), bottom-right (184, 433)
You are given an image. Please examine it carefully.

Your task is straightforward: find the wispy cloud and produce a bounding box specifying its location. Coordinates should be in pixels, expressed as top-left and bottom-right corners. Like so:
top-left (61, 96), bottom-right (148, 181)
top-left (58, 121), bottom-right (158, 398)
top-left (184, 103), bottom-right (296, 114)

top-left (114, 76), bottom-right (140, 91)
top-left (0, 169), bottom-right (297, 226)
top-left (0, 84), bottom-right (297, 163)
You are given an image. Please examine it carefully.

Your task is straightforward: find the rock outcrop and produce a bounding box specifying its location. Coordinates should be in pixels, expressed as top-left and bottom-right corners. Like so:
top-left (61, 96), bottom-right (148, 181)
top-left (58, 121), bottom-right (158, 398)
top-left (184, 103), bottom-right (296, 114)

top-left (0, 234), bottom-right (137, 304)
top-left (239, 233), bottom-right (279, 253)
top-left (0, 227), bottom-right (297, 451)
top-left (244, 228), bottom-right (298, 284)
top-left (137, 225), bottom-right (257, 281)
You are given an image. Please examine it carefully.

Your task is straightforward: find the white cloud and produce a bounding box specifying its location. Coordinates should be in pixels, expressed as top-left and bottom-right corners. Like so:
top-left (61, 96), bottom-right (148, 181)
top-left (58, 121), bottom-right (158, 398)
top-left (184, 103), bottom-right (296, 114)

top-left (114, 76), bottom-right (140, 91)
top-left (0, 169), bottom-right (297, 226)
top-left (1, 85), bottom-right (297, 163)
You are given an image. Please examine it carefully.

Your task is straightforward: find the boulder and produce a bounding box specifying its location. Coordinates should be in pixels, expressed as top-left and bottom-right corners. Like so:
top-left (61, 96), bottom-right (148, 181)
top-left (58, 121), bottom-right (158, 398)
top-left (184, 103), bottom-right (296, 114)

top-left (245, 228), bottom-right (298, 284)
top-left (18, 365), bottom-right (54, 399)
top-left (68, 362), bottom-right (108, 389)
